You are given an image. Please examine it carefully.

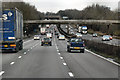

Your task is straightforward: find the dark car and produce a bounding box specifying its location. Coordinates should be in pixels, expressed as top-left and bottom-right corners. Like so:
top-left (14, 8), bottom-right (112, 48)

top-left (67, 38), bottom-right (85, 53)
top-left (55, 32), bottom-right (59, 35)
top-left (41, 38), bottom-right (52, 46)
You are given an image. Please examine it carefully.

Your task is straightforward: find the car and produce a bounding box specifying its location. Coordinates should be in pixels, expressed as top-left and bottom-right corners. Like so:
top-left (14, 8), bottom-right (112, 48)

top-left (92, 33), bottom-right (98, 37)
top-left (58, 35), bottom-right (65, 40)
top-left (41, 38), bottom-right (52, 46)
top-left (67, 38), bottom-right (85, 53)
top-left (102, 35), bottom-right (110, 41)
top-left (46, 33), bottom-right (52, 38)
top-left (76, 33), bottom-right (82, 37)
top-left (55, 32), bottom-right (59, 35)
top-left (108, 35), bottom-right (112, 40)
top-left (34, 35), bottom-right (40, 40)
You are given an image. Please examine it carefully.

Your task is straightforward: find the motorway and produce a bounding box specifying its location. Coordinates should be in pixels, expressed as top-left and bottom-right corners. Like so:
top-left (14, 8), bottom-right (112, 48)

top-left (61, 25), bottom-right (120, 46)
top-left (1, 30), bottom-right (119, 79)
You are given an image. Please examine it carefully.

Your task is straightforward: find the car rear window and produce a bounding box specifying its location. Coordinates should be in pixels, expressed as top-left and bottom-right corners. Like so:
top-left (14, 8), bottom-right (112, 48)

top-left (70, 38), bottom-right (82, 42)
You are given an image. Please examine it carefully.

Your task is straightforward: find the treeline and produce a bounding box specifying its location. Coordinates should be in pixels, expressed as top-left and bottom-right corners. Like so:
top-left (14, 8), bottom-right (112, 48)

top-left (57, 4), bottom-right (118, 20)
top-left (2, 2), bottom-right (44, 20)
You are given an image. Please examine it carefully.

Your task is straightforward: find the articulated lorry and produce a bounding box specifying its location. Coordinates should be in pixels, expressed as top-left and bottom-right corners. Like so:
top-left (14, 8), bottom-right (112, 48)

top-left (0, 8), bottom-right (23, 52)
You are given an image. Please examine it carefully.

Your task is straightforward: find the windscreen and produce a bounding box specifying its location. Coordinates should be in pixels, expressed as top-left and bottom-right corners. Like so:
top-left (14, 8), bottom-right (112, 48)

top-left (70, 38), bottom-right (82, 42)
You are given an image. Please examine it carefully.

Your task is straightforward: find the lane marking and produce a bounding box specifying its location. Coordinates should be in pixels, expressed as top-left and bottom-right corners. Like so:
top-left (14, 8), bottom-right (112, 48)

top-left (58, 53), bottom-right (61, 55)
top-left (68, 72), bottom-right (74, 77)
top-left (24, 52), bottom-right (27, 54)
top-left (60, 57), bottom-right (63, 60)
top-left (31, 47), bottom-right (32, 49)
top-left (85, 49), bottom-right (120, 66)
top-left (18, 56), bottom-right (22, 59)
top-left (0, 71), bottom-right (5, 76)
top-left (57, 50), bottom-right (59, 52)
top-left (24, 39), bottom-right (33, 44)
top-left (28, 50), bottom-right (30, 51)
top-left (10, 62), bottom-right (15, 65)
top-left (63, 62), bottom-right (67, 66)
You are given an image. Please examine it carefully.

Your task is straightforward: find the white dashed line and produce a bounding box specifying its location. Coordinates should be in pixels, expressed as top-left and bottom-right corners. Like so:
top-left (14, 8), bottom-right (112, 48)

top-left (31, 47), bottom-right (32, 49)
top-left (10, 62), bottom-right (15, 65)
top-left (57, 50), bottom-right (59, 52)
top-left (18, 56), bottom-right (22, 59)
top-left (60, 57), bottom-right (63, 60)
top-left (58, 53), bottom-right (61, 55)
top-left (28, 50), bottom-right (30, 51)
top-left (63, 62), bottom-right (67, 66)
top-left (24, 52), bottom-right (27, 54)
top-left (68, 72), bottom-right (74, 77)
top-left (0, 71), bottom-right (5, 76)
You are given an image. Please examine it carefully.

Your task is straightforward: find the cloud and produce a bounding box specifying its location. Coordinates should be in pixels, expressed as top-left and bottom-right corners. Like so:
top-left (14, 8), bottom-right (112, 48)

top-left (23, 0), bottom-right (120, 12)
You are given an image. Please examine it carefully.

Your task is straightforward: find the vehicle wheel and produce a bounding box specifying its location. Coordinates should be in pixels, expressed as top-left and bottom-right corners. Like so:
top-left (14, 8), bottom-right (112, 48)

top-left (15, 47), bottom-right (19, 53)
top-left (80, 50), bottom-right (84, 53)
top-left (50, 44), bottom-right (52, 46)
top-left (67, 47), bottom-right (71, 52)
top-left (41, 44), bottom-right (43, 46)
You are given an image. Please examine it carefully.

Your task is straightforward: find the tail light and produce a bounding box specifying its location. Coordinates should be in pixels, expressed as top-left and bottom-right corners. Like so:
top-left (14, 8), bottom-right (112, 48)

top-left (83, 44), bottom-right (85, 46)
top-left (10, 44), bottom-right (16, 47)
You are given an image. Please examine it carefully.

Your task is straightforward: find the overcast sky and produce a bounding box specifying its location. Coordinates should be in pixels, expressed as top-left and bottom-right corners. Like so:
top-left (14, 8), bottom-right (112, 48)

top-left (2, 0), bottom-right (120, 13)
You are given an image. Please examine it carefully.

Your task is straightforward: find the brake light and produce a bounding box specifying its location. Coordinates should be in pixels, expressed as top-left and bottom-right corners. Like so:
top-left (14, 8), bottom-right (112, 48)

top-left (10, 44), bottom-right (16, 47)
top-left (4, 45), bottom-right (8, 47)
top-left (83, 44), bottom-right (85, 46)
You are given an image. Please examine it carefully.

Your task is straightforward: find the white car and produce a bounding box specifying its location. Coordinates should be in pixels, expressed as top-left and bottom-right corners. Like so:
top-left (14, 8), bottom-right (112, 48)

top-left (34, 35), bottom-right (40, 40)
top-left (76, 33), bottom-right (82, 37)
top-left (46, 33), bottom-right (52, 38)
top-left (59, 35), bottom-right (65, 40)
top-left (102, 35), bottom-right (110, 41)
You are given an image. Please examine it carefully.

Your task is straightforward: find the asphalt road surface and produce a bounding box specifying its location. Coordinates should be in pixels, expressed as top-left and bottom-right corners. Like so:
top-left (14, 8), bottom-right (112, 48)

top-left (1, 32), bottom-right (119, 79)
top-left (60, 25), bottom-right (120, 46)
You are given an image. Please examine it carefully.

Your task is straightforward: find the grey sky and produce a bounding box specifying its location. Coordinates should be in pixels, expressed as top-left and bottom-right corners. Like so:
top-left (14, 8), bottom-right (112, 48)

top-left (3, 0), bottom-right (120, 12)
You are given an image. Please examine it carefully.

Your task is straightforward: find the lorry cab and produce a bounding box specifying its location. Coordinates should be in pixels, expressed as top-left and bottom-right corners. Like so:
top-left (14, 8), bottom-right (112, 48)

top-left (67, 38), bottom-right (85, 53)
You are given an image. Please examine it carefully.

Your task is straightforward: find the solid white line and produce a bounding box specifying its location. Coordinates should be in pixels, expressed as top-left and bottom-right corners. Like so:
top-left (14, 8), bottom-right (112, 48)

top-left (68, 72), bottom-right (74, 77)
top-left (58, 53), bottom-right (61, 55)
top-left (18, 56), bottom-right (22, 59)
top-left (63, 62), bottom-right (67, 66)
top-left (24, 52), bottom-right (27, 54)
top-left (10, 62), bottom-right (15, 65)
top-left (85, 49), bottom-right (120, 66)
top-left (60, 57), bottom-right (63, 60)
top-left (0, 71), bottom-right (5, 76)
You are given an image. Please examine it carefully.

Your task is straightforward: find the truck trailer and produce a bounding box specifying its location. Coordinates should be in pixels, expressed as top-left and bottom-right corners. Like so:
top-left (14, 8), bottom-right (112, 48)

top-left (0, 8), bottom-right (23, 52)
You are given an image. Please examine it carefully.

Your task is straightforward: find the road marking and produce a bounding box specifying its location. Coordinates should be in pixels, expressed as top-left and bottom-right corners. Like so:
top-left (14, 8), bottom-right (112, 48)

top-left (85, 49), bottom-right (120, 66)
top-left (18, 56), bottom-right (22, 59)
top-left (60, 57), bottom-right (63, 60)
top-left (28, 50), bottom-right (30, 51)
top-left (31, 47), bottom-right (32, 49)
top-left (56, 47), bottom-right (58, 50)
top-left (58, 53), bottom-right (61, 55)
top-left (57, 50), bottom-right (59, 52)
top-left (10, 62), bottom-right (15, 65)
top-left (24, 39), bottom-right (33, 44)
top-left (68, 72), bottom-right (74, 77)
top-left (0, 71), bottom-right (5, 76)
top-left (24, 52), bottom-right (27, 54)
top-left (63, 62), bottom-right (67, 66)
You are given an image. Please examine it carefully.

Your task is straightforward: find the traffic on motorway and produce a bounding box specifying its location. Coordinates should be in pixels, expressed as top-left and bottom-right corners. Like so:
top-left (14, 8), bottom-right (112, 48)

top-left (0, 6), bottom-right (119, 80)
